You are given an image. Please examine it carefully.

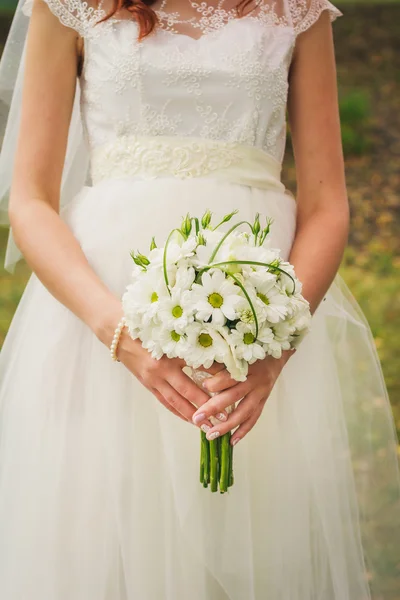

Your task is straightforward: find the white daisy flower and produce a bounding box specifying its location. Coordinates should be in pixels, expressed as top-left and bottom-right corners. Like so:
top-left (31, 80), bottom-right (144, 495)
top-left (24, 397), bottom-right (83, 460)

top-left (190, 269), bottom-right (242, 326)
top-left (139, 325), bottom-right (164, 360)
top-left (174, 265), bottom-right (196, 291)
top-left (252, 277), bottom-right (290, 324)
top-left (156, 327), bottom-right (187, 359)
top-left (194, 229), bottom-right (225, 266)
top-left (229, 322), bottom-right (266, 364)
top-left (122, 269), bottom-right (168, 330)
top-left (158, 289), bottom-right (194, 333)
top-left (185, 323), bottom-right (227, 370)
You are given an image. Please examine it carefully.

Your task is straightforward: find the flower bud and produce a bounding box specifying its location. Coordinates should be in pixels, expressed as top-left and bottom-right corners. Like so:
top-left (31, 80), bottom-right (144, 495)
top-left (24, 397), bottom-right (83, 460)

top-left (150, 237), bottom-right (157, 251)
top-left (197, 232), bottom-right (206, 246)
top-left (201, 209), bottom-right (212, 229)
top-left (221, 210), bottom-right (238, 224)
top-left (181, 214), bottom-right (192, 238)
top-left (268, 258), bottom-right (282, 275)
top-left (253, 213), bottom-right (260, 236)
top-left (137, 252), bottom-right (150, 266)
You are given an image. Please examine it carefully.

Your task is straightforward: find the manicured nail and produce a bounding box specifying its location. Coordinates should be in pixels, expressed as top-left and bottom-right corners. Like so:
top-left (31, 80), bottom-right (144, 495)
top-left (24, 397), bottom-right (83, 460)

top-left (201, 424), bottom-right (211, 433)
top-left (193, 412), bottom-right (206, 424)
top-left (231, 438), bottom-right (240, 446)
top-left (207, 431), bottom-right (220, 441)
top-left (202, 381), bottom-right (209, 390)
top-left (216, 412), bottom-right (227, 422)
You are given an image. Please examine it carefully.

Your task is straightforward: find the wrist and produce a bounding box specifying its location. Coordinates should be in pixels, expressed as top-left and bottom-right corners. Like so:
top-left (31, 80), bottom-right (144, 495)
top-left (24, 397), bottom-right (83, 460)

top-left (90, 301), bottom-right (124, 347)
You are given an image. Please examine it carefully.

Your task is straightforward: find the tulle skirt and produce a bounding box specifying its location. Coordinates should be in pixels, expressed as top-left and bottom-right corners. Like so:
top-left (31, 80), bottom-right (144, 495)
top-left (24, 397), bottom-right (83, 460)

top-left (0, 176), bottom-right (399, 600)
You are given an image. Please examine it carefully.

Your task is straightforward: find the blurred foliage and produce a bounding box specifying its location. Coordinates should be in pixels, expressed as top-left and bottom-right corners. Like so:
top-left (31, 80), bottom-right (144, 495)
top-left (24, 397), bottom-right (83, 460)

top-left (340, 90), bottom-right (372, 156)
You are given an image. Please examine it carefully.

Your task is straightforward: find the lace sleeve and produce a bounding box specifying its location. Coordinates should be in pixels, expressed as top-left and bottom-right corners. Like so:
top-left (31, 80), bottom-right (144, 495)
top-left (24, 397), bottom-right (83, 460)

top-left (291, 0), bottom-right (343, 36)
top-left (22, 0), bottom-right (105, 37)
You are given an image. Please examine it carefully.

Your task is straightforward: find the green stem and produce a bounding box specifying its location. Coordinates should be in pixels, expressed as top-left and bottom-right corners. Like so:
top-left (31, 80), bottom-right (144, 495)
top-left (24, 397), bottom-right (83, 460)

top-left (192, 217), bottom-right (200, 235)
top-left (202, 260), bottom-right (297, 294)
top-left (200, 430), bottom-right (206, 485)
top-left (228, 441), bottom-right (234, 488)
top-left (219, 432), bottom-right (231, 493)
top-left (208, 221), bottom-right (253, 264)
top-left (203, 436), bottom-right (210, 486)
top-left (210, 439), bottom-right (219, 493)
top-left (226, 271), bottom-right (259, 339)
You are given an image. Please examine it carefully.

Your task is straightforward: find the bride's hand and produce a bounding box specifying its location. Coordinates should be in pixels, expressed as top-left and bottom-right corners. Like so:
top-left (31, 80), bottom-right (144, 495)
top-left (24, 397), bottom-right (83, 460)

top-left (117, 330), bottom-right (216, 428)
top-left (191, 351), bottom-right (294, 445)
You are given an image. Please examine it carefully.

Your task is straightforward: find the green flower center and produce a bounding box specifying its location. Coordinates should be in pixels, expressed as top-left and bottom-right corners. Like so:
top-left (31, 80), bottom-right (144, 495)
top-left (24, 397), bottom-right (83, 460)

top-left (172, 305), bottom-right (183, 318)
top-left (198, 333), bottom-right (213, 348)
top-left (171, 330), bottom-right (181, 343)
top-left (240, 309), bottom-right (254, 324)
top-left (257, 292), bottom-right (270, 305)
top-left (208, 292), bottom-right (224, 309)
top-left (243, 332), bottom-right (255, 345)
top-left (151, 291), bottom-right (158, 303)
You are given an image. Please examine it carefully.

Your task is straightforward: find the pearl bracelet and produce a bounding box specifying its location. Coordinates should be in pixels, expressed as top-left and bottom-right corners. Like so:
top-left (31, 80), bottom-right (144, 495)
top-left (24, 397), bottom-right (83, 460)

top-left (110, 317), bottom-right (127, 362)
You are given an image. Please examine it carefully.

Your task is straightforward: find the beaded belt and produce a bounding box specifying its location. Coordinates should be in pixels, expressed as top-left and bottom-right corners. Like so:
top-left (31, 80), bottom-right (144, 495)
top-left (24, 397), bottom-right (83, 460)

top-left (90, 135), bottom-right (286, 193)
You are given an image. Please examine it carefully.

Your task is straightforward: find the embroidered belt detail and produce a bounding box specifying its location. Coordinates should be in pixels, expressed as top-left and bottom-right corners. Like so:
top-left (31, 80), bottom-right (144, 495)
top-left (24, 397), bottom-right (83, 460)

top-left (90, 135), bottom-right (286, 193)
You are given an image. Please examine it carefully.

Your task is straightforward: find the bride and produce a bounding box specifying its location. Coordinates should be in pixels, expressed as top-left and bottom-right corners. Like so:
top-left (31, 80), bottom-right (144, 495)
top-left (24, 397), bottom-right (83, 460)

top-left (0, 0), bottom-right (399, 598)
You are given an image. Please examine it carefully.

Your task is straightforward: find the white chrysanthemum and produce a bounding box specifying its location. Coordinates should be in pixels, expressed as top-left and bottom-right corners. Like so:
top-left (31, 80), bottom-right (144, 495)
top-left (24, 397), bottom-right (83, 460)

top-left (122, 269), bottom-right (168, 330)
top-left (190, 269), bottom-right (242, 326)
top-left (148, 237), bottom-right (197, 276)
top-left (139, 325), bottom-right (164, 360)
top-left (184, 323), bottom-right (227, 370)
top-left (174, 265), bottom-right (196, 291)
top-left (157, 289), bottom-right (194, 333)
top-left (276, 261), bottom-right (298, 295)
top-left (259, 322), bottom-right (292, 359)
top-left (156, 327), bottom-right (187, 359)
top-left (229, 322), bottom-right (266, 364)
top-left (258, 324), bottom-right (274, 346)
top-left (251, 276), bottom-right (290, 324)
top-left (194, 229), bottom-right (225, 266)
top-left (218, 325), bottom-right (249, 381)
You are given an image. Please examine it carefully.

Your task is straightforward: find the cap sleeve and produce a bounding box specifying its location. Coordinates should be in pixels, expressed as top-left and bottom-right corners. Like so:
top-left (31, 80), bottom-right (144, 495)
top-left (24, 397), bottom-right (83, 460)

top-left (292, 0), bottom-right (343, 36)
top-left (22, 0), bottom-right (105, 37)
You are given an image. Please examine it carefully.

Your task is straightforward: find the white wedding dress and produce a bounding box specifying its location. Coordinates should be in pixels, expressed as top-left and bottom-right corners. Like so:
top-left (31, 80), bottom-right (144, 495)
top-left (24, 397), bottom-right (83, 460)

top-left (0, 0), bottom-right (399, 599)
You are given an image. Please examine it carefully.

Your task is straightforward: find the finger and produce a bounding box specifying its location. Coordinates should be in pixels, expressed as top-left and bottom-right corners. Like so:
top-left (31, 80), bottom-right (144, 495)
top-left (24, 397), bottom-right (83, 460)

top-left (201, 362), bottom-right (226, 376)
top-left (168, 369), bottom-right (229, 426)
top-left (192, 381), bottom-right (251, 425)
top-left (204, 369), bottom-right (238, 394)
top-left (230, 404), bottom-right (265, 446)
top-left (151, 388), bottom-right (188, 422)
top-left (204, 391), bottom-right (264, 439)
top-left (167, 368), bottom-right (211, 410)
top-left (158, 382), bottom-right (214, 432)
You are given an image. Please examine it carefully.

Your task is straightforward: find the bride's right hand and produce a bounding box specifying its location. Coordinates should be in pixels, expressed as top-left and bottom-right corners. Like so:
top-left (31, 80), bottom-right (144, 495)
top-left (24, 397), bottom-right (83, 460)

top-left (116, 330), bottom-right (215, 427)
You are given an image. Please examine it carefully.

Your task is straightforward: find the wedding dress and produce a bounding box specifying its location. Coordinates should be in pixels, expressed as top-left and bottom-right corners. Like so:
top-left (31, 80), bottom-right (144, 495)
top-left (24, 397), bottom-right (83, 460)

top-left (0, 0), bottom-right (399, 598)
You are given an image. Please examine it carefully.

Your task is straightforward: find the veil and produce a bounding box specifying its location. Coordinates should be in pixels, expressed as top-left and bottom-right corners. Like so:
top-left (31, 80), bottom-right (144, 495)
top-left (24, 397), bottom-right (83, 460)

top-left (0, 0), bottom-right (89, 272)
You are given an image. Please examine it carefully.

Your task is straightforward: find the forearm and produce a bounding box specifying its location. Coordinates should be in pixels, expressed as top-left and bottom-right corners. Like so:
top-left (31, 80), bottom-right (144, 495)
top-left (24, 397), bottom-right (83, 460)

top-left (288, 202), bottom-right (349, 314)
top-left (10, 197), bottom-right (122, 345)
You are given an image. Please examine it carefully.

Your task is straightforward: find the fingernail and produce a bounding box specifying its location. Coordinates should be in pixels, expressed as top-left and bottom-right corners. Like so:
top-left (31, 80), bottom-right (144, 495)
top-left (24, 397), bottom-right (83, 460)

top-left (216, 412), bottom-right (227, 422)
top-left (201, 424), bottom-right (211, 433)
top-left (207, 431), bottom-right (220, 441)
top-left (193, 412), bottom-right (206, 424)
top-left (232, 438), bottom-right (240, 446)
top-left (202, 381), bottom-right (209, 390)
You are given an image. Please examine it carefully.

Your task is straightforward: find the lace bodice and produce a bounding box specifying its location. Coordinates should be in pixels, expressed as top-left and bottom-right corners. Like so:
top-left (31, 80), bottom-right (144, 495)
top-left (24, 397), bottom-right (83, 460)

top-left (24, 0), bottom-right (341, 168)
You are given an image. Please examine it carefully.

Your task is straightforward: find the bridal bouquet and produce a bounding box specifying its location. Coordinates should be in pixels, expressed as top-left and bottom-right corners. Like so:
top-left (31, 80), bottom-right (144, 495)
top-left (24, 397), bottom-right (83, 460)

top-left (122, 211), bottom-right (311, 493)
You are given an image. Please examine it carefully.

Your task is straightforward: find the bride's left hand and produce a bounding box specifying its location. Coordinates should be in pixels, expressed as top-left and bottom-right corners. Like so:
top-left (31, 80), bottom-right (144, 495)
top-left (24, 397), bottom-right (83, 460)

top-left (192, 351), bottom-right (294, 445)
